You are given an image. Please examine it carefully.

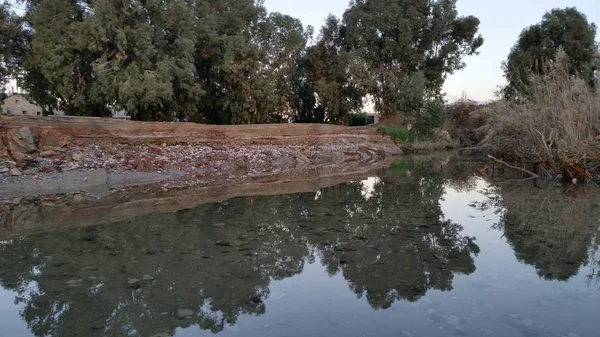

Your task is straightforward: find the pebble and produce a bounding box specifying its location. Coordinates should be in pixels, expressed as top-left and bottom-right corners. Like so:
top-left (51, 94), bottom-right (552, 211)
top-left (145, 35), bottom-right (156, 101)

top-left (72, 152), bottom-right (84, 161)
top-left (177, 309), bottom-right (194, 319)
top-left (446, 315), bottom-right (460, 325)
top-left (522, 318), bottom-right (533, 327)
top-left (10, 168), bottom-right (22, 176)
top-left (142, 274), bottom-right (155, 281)
top-left (127, 278), bottom-right (141, 289)
top-left (66, 279), bottom-right (83, 287)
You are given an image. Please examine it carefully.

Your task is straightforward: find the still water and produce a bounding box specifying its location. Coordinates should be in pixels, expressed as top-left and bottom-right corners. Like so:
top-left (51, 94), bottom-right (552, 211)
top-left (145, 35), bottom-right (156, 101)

top-left (0, 153), bottom-right (598, 337)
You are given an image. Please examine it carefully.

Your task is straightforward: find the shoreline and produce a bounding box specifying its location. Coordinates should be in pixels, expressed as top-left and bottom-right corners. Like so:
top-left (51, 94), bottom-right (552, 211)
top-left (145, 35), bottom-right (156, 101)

top-left (1, 114), bottom-right (399, 198)
top-left (0, 157), bottom-right (395, 239)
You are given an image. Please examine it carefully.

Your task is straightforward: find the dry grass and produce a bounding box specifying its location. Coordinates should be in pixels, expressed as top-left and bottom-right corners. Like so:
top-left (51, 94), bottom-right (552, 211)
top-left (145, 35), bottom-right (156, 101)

top-left (482, 49), bottom-right (600, 179)
top-left (403, 129), bottom-right (459, 153)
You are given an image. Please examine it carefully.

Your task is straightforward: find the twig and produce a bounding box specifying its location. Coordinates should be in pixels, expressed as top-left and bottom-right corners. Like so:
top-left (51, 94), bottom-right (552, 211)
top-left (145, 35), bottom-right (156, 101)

top-left (487, 155), bottom-right (539, 178)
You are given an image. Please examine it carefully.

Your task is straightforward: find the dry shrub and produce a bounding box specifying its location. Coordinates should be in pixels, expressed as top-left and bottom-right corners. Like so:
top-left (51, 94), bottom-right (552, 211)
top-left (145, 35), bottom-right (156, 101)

top-left (482, 49), bottom-right (600, 178)
top-left (378, 114), bottom-right (404, 127)
top-left (405, 129), bottom-right (459, 153)
top-left (444, 98), bottom-right (488, 146)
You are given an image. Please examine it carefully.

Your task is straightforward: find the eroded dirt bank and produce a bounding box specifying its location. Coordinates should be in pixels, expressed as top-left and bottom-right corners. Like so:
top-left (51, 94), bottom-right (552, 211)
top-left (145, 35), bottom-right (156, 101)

top-left (1, 115), bottom-right (399, 197)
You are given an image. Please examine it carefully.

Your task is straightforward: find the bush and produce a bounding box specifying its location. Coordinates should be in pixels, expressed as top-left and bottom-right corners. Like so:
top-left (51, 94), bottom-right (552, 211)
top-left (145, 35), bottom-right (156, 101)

top-left (378, 126), bottom-right (416, 143)
top-left (444, 97), bottom-right (487, 146)
top-left (347, 112), bottom-right (368, 126)
top-left (482, 49), bottom-right (600, 178)
top-left (414, 99), bottom-right (445, 136)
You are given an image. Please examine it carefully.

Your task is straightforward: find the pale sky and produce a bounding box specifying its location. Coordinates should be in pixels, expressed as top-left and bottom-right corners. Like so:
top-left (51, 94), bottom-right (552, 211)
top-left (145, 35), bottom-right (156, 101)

top-left (264, 0), bottom-right (600, 102)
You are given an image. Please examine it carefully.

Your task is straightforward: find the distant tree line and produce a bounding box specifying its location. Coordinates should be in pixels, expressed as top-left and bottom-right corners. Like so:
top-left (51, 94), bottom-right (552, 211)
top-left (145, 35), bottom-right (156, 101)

top-left (0, 0), bottom-right (483, 124)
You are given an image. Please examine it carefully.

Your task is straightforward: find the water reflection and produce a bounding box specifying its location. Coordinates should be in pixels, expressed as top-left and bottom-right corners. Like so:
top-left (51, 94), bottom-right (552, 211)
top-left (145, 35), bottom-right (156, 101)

top-left (474, 180), bottom-right (600, 283)
top-left (0, 153), bottom-right (598, 337)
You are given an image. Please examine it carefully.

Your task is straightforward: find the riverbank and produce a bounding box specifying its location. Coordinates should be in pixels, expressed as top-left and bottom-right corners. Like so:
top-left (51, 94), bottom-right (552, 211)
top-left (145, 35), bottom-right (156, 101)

top-left (0, 115), bottom-right (399, 197)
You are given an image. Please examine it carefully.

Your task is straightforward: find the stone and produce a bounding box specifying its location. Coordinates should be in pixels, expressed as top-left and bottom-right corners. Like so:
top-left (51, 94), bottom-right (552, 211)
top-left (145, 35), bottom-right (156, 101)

top-left (86, 169), bottom-right (108, 186)
top-left (522, 318), bottom-right (533, 327)
top-left (39, 149), bottom-right (57, 158)
top-left (89, 324), bottom-right (105, 331)
top-left (148, 145), bottom-right (163, 154)
top-left (4, 127), bottom-right (36, 162)
top-left (11, 127), bottom-right (37, 153)
top-left (0, 138), bottom-right (8, 159)
top-left (215, 240), bottom-right (231, 247)
top-left (177, 309), bottom-right (194, 319)
top-left (66, 279), bottom-right (83, 287)
top-left (295, 153), bottom-right (311, 166)
top-left (135, 157), bottom-right (154, 172)
top-left (142, 274), bottom-right (155, 281)
top-left (0, 167), bottom-right (9, 173)
top-left (272, 155), bottom-right (295, 170)
top-left (127, 278), bottom-right (141, 289)
top-left (10, 167), bottom-right (22, 176)
top-left (41, 165), bottom-right (57, 174)
top-left (72, 152), bottom-right (84, 161)
top-left (37, 129), bottom-right (69, 150)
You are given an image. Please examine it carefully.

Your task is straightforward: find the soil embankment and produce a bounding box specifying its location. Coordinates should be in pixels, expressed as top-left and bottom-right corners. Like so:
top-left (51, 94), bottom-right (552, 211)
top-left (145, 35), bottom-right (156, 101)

top-left (1, 114), bottom-right (398, 197)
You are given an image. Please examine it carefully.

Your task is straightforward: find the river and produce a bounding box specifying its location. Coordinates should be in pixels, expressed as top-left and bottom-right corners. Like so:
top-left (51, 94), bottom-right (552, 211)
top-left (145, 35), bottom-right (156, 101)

top-left (0, 152), bottom-right (597, 337)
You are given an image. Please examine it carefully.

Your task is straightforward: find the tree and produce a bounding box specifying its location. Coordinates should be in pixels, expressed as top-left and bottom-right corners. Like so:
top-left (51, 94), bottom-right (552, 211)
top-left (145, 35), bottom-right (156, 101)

top-left (84, 0), bottom-right (204, 121)
top-left (291, 15), bottom-right (365, 124)
top-left (191, 0), bottom-right (309, 124)
top-left (503, 7), bottom-right (598, 98)
top-left (0, 3), bottom-right (27, 93)
top-left (342, 0), bottom-right (483, 119)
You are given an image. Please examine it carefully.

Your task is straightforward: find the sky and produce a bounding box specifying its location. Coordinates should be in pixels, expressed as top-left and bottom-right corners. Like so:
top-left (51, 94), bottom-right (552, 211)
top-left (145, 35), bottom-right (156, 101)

top-left (264, 0), bottom-right (600, 102)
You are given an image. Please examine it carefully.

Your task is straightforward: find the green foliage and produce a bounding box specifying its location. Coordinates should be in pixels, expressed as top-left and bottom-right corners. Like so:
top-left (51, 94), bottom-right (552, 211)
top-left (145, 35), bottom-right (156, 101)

top-left (378, 127), bottom-right (416, 143)
top-left (347, 112), bottom-right (368, 126)
top-left (414, 99), bottom-right (446, 136)
top-left (503, 7), bottom-right (598, 98)
top-left (291, 15), bottom-right (365, 124)
top-left (14, 0), bottom-right (482, 124)
top-left (342, 0), bottom-right (483, 118)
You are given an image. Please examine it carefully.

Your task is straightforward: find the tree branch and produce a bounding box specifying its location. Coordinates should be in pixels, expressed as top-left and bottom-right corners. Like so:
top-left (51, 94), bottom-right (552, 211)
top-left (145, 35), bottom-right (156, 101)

top-left (487, 155), bottom-right (539, 178)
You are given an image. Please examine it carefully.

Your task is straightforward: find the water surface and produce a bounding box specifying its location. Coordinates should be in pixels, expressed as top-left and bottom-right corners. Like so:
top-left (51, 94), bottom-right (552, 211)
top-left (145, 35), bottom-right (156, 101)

top-left (0, 153), bottom-right (598, 337)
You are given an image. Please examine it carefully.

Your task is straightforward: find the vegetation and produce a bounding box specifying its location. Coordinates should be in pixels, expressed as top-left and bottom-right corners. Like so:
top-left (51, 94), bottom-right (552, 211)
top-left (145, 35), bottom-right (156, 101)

top-left (378, 126), bottom-right (458, 153)
top-left (3, 1), bottom-right (600, 167)
top-left (503, 7), bottom-right (598, 99)
top-left (0, 0), bottom-right (482, 128)
top-left (484, 49), bottom-right (600, 180)
top-left (443, 95), bottom-right (487, 147)
top-left (347, 112), bottom-right (368, 126)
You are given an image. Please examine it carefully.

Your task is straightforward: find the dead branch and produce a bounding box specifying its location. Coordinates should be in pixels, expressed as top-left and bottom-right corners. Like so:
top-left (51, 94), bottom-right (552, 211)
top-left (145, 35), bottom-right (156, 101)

top-left (487, 155), bottom-right (539, 178)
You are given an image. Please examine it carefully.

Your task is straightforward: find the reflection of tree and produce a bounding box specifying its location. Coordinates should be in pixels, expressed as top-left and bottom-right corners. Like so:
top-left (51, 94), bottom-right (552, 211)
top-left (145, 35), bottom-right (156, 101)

top-left (475, 182), bottom-right (600, 281)
top-left (308, 162), bottom-right (478, 309)
top-left (0, 155), bottom-right (480, 336)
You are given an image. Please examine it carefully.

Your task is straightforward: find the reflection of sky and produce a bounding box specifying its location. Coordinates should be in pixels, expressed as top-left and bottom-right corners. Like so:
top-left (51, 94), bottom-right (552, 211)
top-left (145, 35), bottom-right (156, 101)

top-left (360, 177), bottom-right (380, 200)
top-left (0, 288), bottom-right (29, 336)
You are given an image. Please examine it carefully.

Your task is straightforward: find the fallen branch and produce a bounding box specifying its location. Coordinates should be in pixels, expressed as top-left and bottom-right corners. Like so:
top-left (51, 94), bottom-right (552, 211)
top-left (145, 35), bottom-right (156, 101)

top-left (487, 155), bottom-right (539, 178)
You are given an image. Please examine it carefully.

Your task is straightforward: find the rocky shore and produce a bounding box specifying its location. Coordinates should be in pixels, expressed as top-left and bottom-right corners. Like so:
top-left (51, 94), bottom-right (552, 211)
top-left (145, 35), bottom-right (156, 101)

top-left (1, 115), bottom-right (399, 198)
